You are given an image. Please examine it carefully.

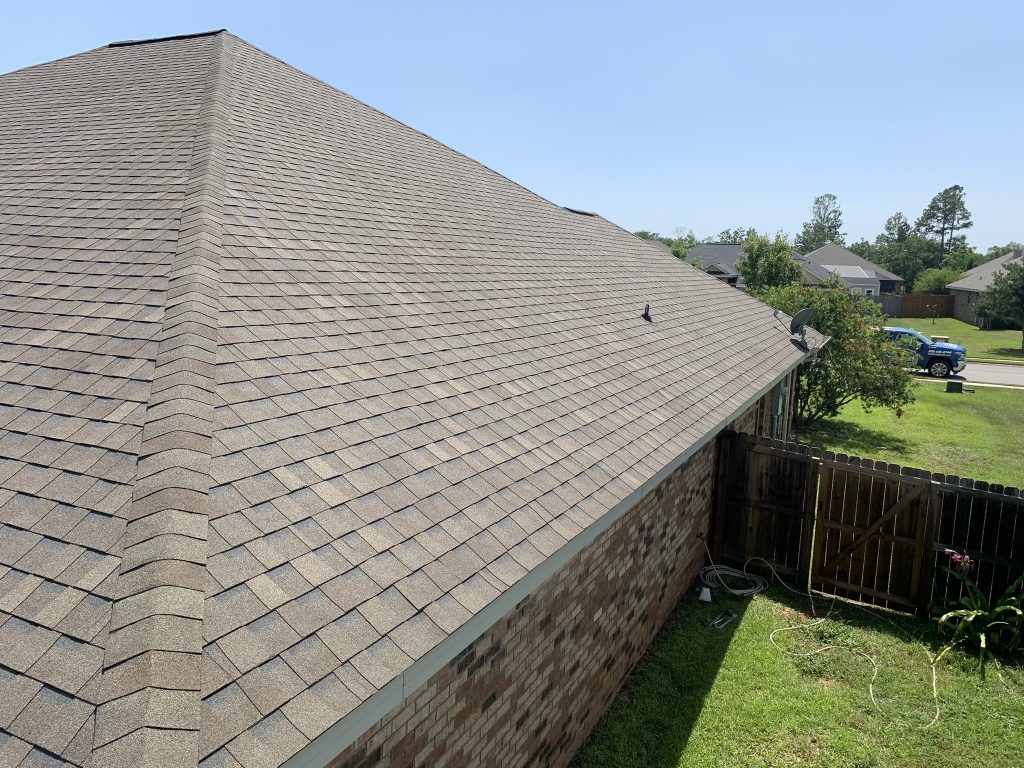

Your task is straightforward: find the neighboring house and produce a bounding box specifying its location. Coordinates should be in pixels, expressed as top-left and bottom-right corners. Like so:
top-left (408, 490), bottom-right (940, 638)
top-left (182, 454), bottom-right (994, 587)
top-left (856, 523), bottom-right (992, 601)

top-left (683, 242), bottom-right (745, 287)
top-left (948, 249), bottom-right (1023, 325)
top-left (796, 243), bottom-right (905, 295)
top-left (0, 32), bottom-right (825, 768)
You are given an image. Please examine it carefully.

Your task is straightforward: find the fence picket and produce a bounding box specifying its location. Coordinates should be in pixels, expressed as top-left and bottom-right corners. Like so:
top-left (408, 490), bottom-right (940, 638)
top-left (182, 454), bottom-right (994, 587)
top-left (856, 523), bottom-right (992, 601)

top-left (714, 431), bottom-right (1024, 615)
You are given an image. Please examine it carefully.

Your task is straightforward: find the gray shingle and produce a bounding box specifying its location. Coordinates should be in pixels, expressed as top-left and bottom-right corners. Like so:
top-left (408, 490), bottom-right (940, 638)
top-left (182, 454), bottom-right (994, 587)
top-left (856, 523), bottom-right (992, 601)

top-left (0, 28), bottom-right (821, 767)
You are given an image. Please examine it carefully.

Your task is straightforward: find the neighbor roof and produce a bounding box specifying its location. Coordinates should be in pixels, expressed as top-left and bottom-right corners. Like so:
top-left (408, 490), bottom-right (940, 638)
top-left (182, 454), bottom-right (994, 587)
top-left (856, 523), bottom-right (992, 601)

top-left (947, 249), bottom-right (1023, 293)
top-left (800, 243), bottom-right (904, 284)
top-left (0, 31), bottom-right (822, 768)
top-left (684, 243), bottom-right (745, 282)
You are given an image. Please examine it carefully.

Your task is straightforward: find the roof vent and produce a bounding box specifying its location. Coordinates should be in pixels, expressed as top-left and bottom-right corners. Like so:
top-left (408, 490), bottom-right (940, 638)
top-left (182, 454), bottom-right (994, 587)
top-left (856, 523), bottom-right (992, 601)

top-left (641, 304), bottom-right (653, 323)
top-left (563, 207), bottom-right (596, 217)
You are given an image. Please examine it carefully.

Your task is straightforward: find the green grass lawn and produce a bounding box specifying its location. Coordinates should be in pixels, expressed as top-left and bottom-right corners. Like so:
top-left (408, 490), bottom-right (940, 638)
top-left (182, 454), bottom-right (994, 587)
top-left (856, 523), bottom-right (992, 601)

top-left (899, 316), bottom-right (1024, 364)
top-left (795, 383), bottom-right (1024, 488)
top-left (573, 588), bottom-right (1024, 768)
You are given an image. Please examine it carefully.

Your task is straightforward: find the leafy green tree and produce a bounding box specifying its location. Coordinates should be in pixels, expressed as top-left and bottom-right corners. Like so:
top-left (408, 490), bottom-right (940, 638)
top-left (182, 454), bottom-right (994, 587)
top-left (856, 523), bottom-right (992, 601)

top-left (873, 233), bottom-right (942, 289)
top-left (881, 212), bottom-right (912, 244)
top-left (848, 238), bottom-right (877, 261)
top-left (735, 231), bottom-right (803, 294)
top-left (795, 193), bottom-right (846, 253)
top-left (985, 242), bottom-right (1023, 260)
top-left (668, 228), bottom-right (698, 260)
top-left (915, 185), bottom-right (973, 256)
top-left (708, 227), bottom-right (757, 243)
top-left (976, 260), bottom-right (1024, 349)
top-left (942, 242), bottom-right (985, 273)
top-left (914, 268), bottom-right (964, 294)
top-left (761, 279), bottom-right (916, 427)
top-left (635, 228), bottom-right (698, 261)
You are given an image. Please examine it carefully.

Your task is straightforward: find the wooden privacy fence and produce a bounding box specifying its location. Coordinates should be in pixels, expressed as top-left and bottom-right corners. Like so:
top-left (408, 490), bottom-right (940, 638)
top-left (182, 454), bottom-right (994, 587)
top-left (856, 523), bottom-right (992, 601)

top-left (870, 293), bottom-right (954, 319)
top-left (714, 431), bottom-right (1024, 614)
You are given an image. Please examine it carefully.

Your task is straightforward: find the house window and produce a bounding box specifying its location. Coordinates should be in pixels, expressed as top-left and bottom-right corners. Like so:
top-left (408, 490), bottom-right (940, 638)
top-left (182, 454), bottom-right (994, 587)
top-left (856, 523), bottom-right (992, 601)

top-left (864, 289), bottom-right (875, 296)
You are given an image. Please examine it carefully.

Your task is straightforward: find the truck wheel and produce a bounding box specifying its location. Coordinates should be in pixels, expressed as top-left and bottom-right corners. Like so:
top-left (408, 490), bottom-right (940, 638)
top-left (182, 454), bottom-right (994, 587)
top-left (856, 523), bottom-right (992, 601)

top-left (928, 359), bottom-right (951, 378)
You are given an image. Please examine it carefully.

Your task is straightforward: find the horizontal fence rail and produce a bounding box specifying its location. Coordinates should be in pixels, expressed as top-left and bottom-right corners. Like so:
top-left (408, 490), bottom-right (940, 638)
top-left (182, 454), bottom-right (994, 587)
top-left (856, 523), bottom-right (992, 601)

top-left (713, 431), bottom-right (1023, 614)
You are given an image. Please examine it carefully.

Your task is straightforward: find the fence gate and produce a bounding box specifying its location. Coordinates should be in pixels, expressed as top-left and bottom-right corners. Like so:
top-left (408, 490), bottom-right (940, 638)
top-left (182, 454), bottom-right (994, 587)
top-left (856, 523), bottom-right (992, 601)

top-left (713, 431), bottom-right (1024, 615)
top-left (811, 461), bottom-right (933, 611)
top-left (714, 433), bottom-right (818, 579)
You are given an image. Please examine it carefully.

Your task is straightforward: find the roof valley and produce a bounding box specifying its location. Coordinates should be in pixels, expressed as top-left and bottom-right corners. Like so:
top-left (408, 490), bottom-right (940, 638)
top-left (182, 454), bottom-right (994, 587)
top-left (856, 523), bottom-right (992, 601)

top-left (91, 33), bottom-right (234, 768)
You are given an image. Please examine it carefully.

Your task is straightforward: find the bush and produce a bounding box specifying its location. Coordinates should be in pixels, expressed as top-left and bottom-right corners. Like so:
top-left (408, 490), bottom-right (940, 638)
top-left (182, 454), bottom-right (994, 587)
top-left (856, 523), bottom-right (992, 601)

top-left (913, 267), bottom-right (963, 294)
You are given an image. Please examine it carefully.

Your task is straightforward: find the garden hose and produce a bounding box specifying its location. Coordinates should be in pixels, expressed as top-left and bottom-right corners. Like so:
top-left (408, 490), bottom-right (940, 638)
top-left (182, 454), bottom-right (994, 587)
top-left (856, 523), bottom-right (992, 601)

top-left (698, 537), bottom-right (941, 729)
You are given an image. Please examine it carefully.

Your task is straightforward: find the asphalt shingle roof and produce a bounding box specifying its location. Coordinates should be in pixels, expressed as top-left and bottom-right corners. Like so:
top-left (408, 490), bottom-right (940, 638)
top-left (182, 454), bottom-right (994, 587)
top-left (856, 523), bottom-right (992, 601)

top-left (683, 242), bottom-right (744, 281)
top-left (799, 242), bottom-right (904, 284)
top-left (0, 31), bottom-right (823, 768)
top-left (947, 249), bottom-right (1023, 292)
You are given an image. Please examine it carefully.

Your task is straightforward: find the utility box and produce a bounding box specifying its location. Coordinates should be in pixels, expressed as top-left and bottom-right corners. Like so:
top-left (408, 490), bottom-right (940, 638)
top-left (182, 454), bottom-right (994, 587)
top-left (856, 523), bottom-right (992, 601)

top-left (946, 380), bottom-right (963, 393)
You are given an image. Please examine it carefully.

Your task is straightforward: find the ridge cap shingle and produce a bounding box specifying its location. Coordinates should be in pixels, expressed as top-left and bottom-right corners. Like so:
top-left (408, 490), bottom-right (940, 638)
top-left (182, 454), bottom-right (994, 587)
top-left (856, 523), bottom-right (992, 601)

top-left (90, 32), bottom-right (234, 768)
top-left (108, 30), bottom-right (227, 48)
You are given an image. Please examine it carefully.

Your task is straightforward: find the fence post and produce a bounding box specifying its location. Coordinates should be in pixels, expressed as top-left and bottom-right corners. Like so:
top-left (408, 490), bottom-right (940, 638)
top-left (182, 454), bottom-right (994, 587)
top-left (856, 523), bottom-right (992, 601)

top-left (711, 431), bottom-right (732, 563)
top-left (914, 475), bottom-right (940, 616)
top-left (797, 447), bottom-right (820, 592)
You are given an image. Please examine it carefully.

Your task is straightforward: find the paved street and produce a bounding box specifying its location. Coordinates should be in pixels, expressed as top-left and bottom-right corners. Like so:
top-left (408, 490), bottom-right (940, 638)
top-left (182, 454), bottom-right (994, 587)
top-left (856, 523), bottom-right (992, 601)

top-left (916, 362), bottom-right (1024, 388)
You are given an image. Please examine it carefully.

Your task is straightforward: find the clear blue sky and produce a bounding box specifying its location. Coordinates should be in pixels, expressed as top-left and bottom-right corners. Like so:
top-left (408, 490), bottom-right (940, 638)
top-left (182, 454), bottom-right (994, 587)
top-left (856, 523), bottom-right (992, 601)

top-left (4, 1), bottom-right (1021, 250)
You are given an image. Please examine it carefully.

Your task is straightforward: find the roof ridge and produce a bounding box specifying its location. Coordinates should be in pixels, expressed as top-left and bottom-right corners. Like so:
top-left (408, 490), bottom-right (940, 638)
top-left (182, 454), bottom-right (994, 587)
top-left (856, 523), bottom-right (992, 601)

top-left (109, 29), bottom-right (227, 48)
top-left (91, 32), bottom-right (234, 768)
top-left (220, 32), bottom-right (598, 230)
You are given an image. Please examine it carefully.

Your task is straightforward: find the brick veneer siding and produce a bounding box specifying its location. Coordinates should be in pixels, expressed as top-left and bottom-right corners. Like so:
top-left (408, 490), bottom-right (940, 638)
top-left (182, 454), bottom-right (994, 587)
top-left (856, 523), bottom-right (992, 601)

top-left (325, 395), bottom-right (775, 768)
top-left (729, 375), bottom-right (792, 441)
top-left (951, 288), bottom-right (979, 325)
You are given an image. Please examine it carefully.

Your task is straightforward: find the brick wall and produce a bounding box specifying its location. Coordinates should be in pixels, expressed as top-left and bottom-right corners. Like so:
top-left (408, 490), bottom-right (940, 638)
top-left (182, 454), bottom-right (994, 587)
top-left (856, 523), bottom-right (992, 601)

top-left (951, 289), bottom-right (979, 325)
top-left (326, 394), bottom-right (773, 768)
top-left (728, 381), bottom-right (785, 440)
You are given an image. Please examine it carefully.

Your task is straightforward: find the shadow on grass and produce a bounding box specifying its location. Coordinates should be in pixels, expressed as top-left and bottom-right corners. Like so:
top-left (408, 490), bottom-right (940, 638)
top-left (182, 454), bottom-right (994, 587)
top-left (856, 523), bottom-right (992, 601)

top-left (765, 585), bottom-right (937, 648)
top-left (571, 587), bottom-right (750, 768)
top-left (574, 580), bottom-right (1024, 768)
top-left (797, 419), bottom-right (913, 459)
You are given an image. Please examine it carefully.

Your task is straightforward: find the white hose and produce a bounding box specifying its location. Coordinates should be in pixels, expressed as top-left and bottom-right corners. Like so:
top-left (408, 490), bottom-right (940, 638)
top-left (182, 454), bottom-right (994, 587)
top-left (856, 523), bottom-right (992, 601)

top-left (698, 537), bottom-right (940, 729)
top-left (698, 563), bottom-right (768, 596)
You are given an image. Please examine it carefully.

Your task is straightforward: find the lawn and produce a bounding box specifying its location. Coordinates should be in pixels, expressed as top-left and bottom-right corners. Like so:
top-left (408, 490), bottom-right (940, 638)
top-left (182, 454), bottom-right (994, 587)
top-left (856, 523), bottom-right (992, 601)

top-left (796, 383), bottom-right (1024, 488)
top-left (573, 588), bottom-right (1024, 768)
top-left (899, 316), bottom-right (1024, 364)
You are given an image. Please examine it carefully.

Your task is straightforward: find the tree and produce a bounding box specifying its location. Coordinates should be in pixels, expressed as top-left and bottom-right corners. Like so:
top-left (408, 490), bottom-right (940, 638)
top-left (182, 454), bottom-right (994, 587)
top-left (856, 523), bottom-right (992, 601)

top-left (942, 242), bottom-right (984, 273)
top-left (873, 233), bottom-right (942, 289)
top-left (795, 193), bottom-right (845, 253)
top-left (848, 238), bottom-right (877, 261)
top-left (634, 228), bottom-right (698, 261)
top-left (915, 185), bottom-right (973, 256)
top-left (735, 231), bottom-right (803, 294)
top-left (976, 260), bottom-right (1024, 350)
top-left (761, 279), bottom-right (916, 427)
top-left (913, 268), bottom-right (963, 294)
top-left (880, 212), bottom-right (912, 245)
top-left (707, 226), bottom-right (757, 243)
top-left (669, 228), bottom-right (698, 260)
top-left (986, 242), bottom-right (1023, 260)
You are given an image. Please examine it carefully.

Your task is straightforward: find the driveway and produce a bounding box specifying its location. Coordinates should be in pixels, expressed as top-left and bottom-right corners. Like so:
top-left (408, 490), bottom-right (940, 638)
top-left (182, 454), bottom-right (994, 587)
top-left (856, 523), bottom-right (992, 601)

top-left (916, 362), bottom-right (1024, 387)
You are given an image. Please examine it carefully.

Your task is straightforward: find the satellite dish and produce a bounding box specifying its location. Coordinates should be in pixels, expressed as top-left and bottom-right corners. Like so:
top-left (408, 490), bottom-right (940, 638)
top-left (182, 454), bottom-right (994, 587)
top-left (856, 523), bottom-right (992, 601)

top-left (789, 307), bottom-right (815, 351)
top-left (790, 308), bottom-right (815, 336)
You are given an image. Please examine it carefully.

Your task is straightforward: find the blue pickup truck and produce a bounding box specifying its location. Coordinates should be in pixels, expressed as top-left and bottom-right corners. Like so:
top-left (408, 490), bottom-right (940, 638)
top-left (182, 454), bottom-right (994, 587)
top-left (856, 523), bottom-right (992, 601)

top-left (884, 326), bottom-right (967, 378)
